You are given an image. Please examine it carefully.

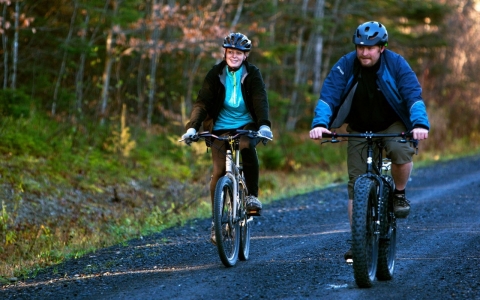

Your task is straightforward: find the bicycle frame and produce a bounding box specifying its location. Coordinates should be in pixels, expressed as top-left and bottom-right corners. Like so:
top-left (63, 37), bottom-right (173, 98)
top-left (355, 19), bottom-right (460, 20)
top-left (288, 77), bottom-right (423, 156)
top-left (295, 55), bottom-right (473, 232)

top-left (357, 135), bottom-right (391, 233)
top-left (185, 129), bottom-right (271, 220)
top-left (324, 131), bottom-right (415, 231)
top-left (224, 137), bottom-right (242, 222)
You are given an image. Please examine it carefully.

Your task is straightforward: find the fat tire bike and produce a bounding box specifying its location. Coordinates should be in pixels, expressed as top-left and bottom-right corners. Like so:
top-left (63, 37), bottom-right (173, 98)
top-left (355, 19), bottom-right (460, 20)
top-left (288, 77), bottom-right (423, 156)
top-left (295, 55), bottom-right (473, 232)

top-left (322, 131), bottom-right (418, 288)
top-left (182, 130), bottom-right (271, 267)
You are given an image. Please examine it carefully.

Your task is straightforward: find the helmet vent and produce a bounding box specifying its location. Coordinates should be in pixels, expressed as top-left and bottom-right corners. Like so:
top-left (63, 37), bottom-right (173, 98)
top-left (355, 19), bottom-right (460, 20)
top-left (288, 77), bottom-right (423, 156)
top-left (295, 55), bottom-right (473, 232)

top-left (368, 32), bottom-right (379, 40)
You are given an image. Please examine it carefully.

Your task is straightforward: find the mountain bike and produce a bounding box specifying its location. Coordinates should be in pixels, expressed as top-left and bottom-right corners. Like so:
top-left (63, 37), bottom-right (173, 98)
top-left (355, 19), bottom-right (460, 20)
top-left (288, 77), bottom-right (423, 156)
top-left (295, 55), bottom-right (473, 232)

top-left (322, 131), bottom-right (418, 288)
top-left (181, 130), bottom-right (272, 267)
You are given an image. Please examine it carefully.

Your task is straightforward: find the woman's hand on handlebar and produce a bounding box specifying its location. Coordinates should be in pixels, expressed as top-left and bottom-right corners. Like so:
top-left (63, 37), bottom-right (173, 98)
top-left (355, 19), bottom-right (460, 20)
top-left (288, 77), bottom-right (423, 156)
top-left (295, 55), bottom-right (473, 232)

top-left (309, 127), bottom-right (331, 140)
top-left (180, 128), bottom-right (197, 145)
top-left (411, 127), bottom-right (428, 140)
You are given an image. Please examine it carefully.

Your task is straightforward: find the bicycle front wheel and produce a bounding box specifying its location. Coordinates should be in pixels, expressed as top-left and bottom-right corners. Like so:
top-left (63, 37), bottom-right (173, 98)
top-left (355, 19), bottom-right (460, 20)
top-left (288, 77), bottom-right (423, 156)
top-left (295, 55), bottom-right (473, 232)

top-left (377, 175), bottom-right (397, 280)
top-left (238, 180), bottom-right (251, 261)
top-left (213, 176), bottom-right (240, 267)
top-left (351, 177), bottom-right (379, 288)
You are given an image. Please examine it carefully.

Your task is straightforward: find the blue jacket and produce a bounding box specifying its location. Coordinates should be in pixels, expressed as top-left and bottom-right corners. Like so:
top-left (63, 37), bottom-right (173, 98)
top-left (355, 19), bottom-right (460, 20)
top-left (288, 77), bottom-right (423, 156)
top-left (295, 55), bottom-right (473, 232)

top-left (311, 49), bottom-right (430, 131)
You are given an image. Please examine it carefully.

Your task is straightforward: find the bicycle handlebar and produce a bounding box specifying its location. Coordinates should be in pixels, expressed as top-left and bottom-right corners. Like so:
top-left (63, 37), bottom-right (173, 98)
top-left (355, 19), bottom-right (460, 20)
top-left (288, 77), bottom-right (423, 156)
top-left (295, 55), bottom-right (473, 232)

top-left (179, 129), bottom-right (273, 143)
top-left (322, 131), bottom-right (413, 139)
top-left (321, 131), bottom-right (418, 150)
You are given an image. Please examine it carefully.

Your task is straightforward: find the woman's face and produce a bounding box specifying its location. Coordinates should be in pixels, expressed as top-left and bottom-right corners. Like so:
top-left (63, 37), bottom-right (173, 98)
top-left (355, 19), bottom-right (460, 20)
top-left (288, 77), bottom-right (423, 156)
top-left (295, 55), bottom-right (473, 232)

top-left (225, 49), bottom-right (247, 69)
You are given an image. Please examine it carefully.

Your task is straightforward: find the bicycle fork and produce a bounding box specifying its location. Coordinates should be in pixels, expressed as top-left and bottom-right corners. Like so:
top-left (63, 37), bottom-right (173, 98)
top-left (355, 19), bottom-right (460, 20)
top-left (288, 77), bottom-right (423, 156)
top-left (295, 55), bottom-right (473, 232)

top-left (225, 149), bottom-right (239, 221)
top-left (364, 139), bottom-right (384, 236)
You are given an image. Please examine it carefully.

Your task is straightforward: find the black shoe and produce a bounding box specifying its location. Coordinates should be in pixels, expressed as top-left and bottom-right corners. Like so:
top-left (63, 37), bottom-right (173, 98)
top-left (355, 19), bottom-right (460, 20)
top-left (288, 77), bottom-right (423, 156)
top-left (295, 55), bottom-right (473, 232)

top-left (393, 194), bottom-right (411, 218)
top-left (344, 248), bottom-right (353, 264)
top-left (246, 195), bottom-right (262, 216)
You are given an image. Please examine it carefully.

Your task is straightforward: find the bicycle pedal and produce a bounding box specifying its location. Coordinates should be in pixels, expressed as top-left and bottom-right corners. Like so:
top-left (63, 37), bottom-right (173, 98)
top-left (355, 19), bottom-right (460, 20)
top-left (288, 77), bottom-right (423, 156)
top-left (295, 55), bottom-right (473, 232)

top-left (247, 210), bottom-right (261, 216)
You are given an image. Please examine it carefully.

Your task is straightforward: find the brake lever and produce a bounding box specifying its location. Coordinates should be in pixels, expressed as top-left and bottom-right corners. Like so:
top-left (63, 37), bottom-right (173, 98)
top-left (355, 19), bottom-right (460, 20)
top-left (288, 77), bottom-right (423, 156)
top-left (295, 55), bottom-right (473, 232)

top-left (411, 139), bottom-right (419, 155)
top-left (397, 137), bottom-right (419, 155)
top-left (321, 138), bottom-right (340, 144)
top-left (178, 134), bottom-right (200, 143)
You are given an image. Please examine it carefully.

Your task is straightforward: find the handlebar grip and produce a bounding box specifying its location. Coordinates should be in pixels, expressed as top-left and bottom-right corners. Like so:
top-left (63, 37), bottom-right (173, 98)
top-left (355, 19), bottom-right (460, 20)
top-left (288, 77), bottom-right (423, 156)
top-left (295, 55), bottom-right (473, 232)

top-left (321, 133), bottom-right (335, 138)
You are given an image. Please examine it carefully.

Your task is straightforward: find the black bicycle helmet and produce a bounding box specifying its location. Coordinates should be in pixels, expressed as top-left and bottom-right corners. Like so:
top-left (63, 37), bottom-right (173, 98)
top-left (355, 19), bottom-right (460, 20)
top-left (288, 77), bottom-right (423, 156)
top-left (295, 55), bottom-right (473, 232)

top-left (223, 32), bottom-right (252, 52)
top-left (353, 21), bottom-right (388, 46)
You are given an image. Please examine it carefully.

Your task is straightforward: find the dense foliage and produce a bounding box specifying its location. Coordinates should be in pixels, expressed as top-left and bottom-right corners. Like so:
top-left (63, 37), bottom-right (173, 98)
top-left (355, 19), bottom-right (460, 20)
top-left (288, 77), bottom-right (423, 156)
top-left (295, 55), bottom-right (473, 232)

top-left (0, 0), bottom-right (478, 142)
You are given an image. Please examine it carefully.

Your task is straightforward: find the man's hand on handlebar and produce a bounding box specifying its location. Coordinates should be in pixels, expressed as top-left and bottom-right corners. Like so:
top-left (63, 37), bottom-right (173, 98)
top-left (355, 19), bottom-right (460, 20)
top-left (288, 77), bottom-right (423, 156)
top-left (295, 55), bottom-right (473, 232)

top-left (309, 126), bottom-right (331, 140)
top-left (411, 127), bottom-right (428, 140)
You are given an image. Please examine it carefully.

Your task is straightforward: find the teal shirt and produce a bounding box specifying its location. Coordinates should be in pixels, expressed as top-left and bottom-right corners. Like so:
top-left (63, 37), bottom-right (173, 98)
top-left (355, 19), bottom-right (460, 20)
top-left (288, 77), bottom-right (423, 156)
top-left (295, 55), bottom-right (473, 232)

top-left (214, 66), bottom-right (253, 130)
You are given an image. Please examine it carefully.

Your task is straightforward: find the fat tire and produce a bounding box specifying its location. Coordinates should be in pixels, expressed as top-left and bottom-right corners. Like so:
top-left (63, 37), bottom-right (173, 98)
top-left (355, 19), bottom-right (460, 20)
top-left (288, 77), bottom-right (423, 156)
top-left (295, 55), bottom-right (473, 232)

top-left (238, 180), bottom-right (251, 261)
top-left (213, 176), bottom-right (240, 267)
top-left (351, 177), bottom-right (379, 288)
top-left (376, 175), bottom-right (397, 280)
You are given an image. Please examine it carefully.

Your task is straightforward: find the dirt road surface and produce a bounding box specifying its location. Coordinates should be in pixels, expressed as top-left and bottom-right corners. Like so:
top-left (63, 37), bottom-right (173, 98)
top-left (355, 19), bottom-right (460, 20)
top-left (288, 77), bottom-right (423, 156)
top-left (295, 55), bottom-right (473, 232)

top-left (2, 154), bottom-right (479, 299)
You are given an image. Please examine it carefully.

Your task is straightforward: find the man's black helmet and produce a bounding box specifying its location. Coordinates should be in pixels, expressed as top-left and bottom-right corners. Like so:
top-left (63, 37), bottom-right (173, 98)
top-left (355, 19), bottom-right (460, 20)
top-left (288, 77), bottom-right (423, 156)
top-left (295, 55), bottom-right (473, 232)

top-left (353, 21), bottom-right (388, 46)
top-left (223, 32), bottom-right (252, 52)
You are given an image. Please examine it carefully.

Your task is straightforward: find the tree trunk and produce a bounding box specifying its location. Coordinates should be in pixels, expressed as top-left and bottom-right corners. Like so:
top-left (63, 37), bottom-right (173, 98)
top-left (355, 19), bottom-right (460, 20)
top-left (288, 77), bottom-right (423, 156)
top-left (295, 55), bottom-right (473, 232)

top-left (77, 1), bottom-right (108, 117)
top-left (100, 29), bottom-right (114, 124)
top-left (321, 0), bottom-right (343, 84)
top-left (2, 2), bottom-right (8, 89)
top-left (264, 0), bottom-right (278, 88)
top-left (285, 0), bottom-right (309, 131)
top-left (100, 0), bottom-right (119, 125)
top-left (230, 0), bottom-right (244, 30)
top-left (312, 0), bottom-right (325, 96)
top-left (52, 0), bottom-right (78, 116)
top-left (10, 0), bottom-right (19, 90)
top-left (75, 12), bottom-right (89, 114)
top-left (147, 0), bottom-right (161, 127)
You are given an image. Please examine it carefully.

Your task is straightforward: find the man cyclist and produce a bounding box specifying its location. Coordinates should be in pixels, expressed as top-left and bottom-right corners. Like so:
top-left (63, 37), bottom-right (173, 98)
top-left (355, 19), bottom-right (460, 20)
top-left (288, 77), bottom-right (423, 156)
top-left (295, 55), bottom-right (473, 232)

top-left (309, 21), bottom-right (430, 261)
top-left (181, 32), bottom-right (272, 245)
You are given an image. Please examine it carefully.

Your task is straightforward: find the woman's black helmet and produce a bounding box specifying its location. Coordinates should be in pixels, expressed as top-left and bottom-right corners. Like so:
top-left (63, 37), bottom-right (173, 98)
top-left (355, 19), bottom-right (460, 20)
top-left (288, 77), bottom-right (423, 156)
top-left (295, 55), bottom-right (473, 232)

top-left (353, 21), bottom-right (388, 46)
top-left (223, 32), bottom-right (252, 52)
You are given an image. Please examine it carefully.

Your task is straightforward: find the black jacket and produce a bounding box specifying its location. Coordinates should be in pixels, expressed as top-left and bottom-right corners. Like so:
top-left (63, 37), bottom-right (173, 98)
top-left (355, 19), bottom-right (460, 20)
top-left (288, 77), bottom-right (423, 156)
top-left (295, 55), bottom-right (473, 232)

top-left (186, 60), bottom-right (271, 132)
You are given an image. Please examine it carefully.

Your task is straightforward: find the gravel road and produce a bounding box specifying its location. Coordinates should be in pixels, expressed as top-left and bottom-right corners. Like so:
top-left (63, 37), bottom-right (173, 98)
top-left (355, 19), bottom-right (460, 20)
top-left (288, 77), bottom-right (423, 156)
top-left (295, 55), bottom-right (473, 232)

top-left (2, 154), bottom-right (479, 300)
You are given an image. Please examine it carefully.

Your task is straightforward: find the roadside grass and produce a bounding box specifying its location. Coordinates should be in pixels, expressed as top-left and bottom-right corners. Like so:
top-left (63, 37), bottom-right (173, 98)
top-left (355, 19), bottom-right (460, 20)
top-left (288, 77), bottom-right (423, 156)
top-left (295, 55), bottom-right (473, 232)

top-left (0, 115), bottom-right (479, 284)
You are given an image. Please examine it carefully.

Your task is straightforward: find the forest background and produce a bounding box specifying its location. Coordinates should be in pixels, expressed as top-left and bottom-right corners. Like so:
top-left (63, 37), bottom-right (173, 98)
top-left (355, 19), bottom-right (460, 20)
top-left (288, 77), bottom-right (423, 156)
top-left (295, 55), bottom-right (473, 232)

top-left (1, 0), bottom-right (480, 282)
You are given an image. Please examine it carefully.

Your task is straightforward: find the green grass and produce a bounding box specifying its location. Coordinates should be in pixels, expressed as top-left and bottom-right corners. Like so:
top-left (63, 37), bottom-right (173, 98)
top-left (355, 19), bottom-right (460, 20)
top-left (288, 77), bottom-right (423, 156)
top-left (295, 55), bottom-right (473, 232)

top-left (0, 114), bottom-right (479, 282)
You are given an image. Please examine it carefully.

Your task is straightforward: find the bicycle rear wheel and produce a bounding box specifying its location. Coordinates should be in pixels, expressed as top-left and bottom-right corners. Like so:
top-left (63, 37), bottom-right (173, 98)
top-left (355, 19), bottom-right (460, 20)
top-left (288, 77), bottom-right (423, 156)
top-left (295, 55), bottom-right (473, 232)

top-left (377, 176), bottom-right (397, 280)
top-left (238, 180), bottom-right (251, 261)
top-left (213, 176), bottom-right (240, 267)
top-left (351, 177), bottom-right (379, 288)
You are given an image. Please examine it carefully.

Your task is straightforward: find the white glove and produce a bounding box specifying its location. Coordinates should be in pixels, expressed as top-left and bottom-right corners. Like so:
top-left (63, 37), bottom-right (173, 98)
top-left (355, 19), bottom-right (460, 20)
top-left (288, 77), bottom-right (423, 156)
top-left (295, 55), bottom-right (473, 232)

top-left (258, 125), bottom-right (273, 140)
top-left (181, 128), bottom-right (196, 145)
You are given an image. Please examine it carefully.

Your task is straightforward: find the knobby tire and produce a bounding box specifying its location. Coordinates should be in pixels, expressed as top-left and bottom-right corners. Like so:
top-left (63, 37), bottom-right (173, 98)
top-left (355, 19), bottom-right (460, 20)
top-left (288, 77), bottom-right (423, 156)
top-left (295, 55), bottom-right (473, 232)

top-left (238, 179), bottom-right (251, 261)
top-left (376, 175), bottom-right (397, 280)
top-left (351, 177), bottom-right (379, 288)
top-left (214, 177), bottom-right (240, 267)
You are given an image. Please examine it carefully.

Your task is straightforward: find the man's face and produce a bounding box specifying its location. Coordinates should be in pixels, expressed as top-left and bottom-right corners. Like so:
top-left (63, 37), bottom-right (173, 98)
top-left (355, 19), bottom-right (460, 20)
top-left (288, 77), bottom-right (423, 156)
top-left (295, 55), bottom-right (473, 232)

top-left (225, 49), bottom-right (247, 69)
top-left (356, 45), bottom-right (385, 67)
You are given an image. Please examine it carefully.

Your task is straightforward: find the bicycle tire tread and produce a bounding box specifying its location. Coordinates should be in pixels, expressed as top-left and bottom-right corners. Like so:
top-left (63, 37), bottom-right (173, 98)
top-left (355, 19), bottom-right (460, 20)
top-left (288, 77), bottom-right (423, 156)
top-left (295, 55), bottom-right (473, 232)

top-left (351, 177), bottom-right (379, 288)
